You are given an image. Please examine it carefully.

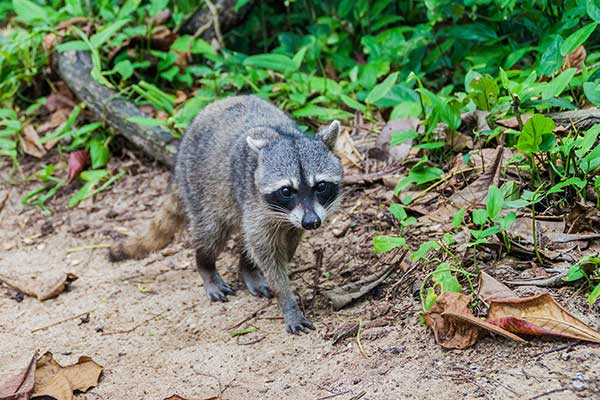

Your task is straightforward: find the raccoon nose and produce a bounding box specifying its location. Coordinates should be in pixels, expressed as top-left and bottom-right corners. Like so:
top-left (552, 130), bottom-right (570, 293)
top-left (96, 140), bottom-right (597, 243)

top-left (302, 213), bottom-right (321, 230)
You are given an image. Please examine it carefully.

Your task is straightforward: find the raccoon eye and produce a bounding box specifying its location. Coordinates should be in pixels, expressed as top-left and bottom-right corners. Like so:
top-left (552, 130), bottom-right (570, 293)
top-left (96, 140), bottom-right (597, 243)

top-left (279, 186), bottom-right (294, 198)
top-left (315, 181), bottom-right (329, 193)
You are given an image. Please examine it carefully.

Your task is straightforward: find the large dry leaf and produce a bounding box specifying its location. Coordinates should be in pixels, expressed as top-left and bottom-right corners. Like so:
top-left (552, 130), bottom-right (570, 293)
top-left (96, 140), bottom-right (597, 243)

top-left (423, 292), bottom-right (525, 349)
top-left (0, 353), bottom-right (36, 400)
top-left (0, 272), bottom-right (78, 301)
top-left (21, 125), bottom-right (47, 158)
top-left (422, 292), bottom-right (483, 349)
top-left (487, 294), bottom-right (600, 343)
top-left (32, 352), bottom-right (103, 400)
top-left (478, 271), bottom-right (517, 303)
top-left (563, 45), bottom-right (586, 70)
top-left (376, 118), bottom-right (419, 162)
top-left (335, 130), bottom-right (363, 169)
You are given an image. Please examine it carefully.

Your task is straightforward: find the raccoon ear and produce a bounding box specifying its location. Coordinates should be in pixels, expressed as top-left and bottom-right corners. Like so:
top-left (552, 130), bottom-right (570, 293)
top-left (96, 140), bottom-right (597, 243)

top-left (246, 136), bottom-right (269, 153)
top-left (316, 120), bottom-right (340, 150)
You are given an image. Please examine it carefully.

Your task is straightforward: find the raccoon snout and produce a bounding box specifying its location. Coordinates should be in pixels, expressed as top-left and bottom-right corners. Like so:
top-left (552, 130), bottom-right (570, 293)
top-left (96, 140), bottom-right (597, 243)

top-left (301, 212), bottom-right (321, 230)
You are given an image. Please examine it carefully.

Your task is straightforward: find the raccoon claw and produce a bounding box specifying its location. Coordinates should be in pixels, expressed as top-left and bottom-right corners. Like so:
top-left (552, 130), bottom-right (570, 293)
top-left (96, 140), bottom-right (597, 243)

top-left (204, 280), bottom-right (236, 302)
top-left (241, 268), bottom-right (273, 298)
top-left (284, 313), bottom-right (315, 335)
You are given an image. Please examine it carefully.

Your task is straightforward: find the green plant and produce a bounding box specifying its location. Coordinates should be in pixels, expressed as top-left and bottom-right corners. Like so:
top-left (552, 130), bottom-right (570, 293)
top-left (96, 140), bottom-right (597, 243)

top-left (564, 256), bottom-right (600, 305)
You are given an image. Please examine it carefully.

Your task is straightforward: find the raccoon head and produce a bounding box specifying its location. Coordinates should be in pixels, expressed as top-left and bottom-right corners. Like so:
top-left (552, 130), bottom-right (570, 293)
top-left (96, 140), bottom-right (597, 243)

top-left (248, 121), bottom-right (343, 230)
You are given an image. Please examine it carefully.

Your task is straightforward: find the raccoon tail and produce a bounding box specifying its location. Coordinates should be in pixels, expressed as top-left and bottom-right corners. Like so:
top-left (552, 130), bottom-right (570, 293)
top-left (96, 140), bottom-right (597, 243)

top-left (108, 191), bottom-right (185, 262)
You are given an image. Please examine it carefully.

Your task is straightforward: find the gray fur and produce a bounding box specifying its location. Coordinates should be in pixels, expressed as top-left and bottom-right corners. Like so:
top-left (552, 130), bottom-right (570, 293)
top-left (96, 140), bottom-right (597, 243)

top-left (175, 95), bottom-right (343, 334)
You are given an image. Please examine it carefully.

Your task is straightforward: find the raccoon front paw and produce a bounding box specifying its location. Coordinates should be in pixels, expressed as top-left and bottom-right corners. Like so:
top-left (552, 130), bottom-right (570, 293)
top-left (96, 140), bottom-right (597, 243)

top-left (204, 279), bottom-right (236, 302)
top-left (284, 311), bottom-right (315, 335)
top-left (240, 267), bottom-right (273, 298)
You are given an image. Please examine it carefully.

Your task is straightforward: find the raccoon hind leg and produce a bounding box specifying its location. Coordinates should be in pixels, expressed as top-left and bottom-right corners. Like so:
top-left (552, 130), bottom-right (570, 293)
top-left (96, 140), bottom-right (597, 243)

top-left (239, 250), bottom-right (273, 298)
top-left (192, 218), bottom-right (235, 302)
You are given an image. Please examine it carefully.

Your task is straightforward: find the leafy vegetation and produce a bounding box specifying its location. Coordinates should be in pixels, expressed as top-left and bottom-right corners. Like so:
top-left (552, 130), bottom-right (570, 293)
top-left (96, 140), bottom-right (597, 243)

top-left (1, 1), bottom-right (600, 304)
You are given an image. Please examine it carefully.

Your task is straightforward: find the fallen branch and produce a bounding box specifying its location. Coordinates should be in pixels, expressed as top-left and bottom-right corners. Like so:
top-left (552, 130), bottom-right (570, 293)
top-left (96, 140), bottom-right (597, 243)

top-left (57, 50), bottom-right (178, 167)
top-left (179, 0), bottom-right (253, 37)
top-left (549, 108), bottom-right (600, 132)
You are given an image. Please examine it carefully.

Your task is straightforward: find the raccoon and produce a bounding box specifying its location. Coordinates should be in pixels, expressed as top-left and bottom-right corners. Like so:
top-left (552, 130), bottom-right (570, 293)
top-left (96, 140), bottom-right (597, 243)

top-left (109, 95), bottom-right (343, 334)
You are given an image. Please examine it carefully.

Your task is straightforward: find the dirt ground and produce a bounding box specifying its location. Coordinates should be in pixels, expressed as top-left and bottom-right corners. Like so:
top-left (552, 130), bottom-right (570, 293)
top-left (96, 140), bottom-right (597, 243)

top-left (1, 155), bottom-right (600, 400)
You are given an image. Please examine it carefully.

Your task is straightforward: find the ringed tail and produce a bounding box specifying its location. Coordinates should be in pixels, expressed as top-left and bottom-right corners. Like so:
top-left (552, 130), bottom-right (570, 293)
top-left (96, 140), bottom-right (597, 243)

top-left (108, 191), bottom-right (185, 262)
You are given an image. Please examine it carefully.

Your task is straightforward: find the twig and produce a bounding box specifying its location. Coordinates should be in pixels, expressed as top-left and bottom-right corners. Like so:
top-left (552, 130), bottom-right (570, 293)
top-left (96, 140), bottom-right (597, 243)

top-left (204, 0), bottom-right (224, 49)
top-left (356, 319), bottom-right (367, 358)
top-left (101, 307), bottom-right (171, 335)
top-left (66, 243), bottom-right (111, 254)
top-left (527, 387), bottom-right (568, 400)
top-left (227, 302), bottom-right (273, 330)
top-left (531, 342), bottom-right (580, 358)
top-left (312, 247), bottom-right (324, 307)
top-left (342, 166), bottom-right (403, 185)
top-left (410, 167), bottom-right (478, 203)
top-left (31, 308), bottom-right (97, 333)
top-left (317, 390), bottom-right (353, 400)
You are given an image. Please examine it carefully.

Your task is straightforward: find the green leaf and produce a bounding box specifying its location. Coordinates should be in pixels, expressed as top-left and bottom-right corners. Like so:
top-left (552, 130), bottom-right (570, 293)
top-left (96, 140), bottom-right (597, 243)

top-left (292, 105), bottom-right (352, 121)
top-left (230, 326), bottom-right (257, 336)
top-left (12, 0), bottom-right (51, 24)
top-left (560, 23), bottom-right (598, 56)
top-left (388, 203), bottom-right (407, 221)
top-left (90, 19), bottom-right (131, 48)
top-left (372, 235), bottom-right (406, 254)
top-left (410, 241), bottom-right (440, 262)
top-left (68, 169), bottom-right (109, 207)
top-left (589, 282), bottom-right (600, 305)
top-left (470, 226), bottom-right (500, 240)
top-left (541, 68), bottom-right (576, 99)
top-left (432, 263), bottom-right (462, 293)
top-left (538, 35), bottom-right (563, 77)
top-left (548, 177), bottom-right (586, 195)
top-left (452, 208), bottom-right (465, 228)
top-left (423, 287), bottom-right (437, 311)
top-left (564, 265), bottom-right (585, 282)
top-left (114, 60), bottom-right (134, 80)
top-left (583, 82), bottom-right (600, 106)
top-left (391, 129), bottom-right (418, 145)
top-left (486, 186), bottom-right (504, 221)
top-left (576, 125), bottom-right (600, 157)
top-left (472, 209), bottom-right (488, 226)
top-left (243, 54), bottom-right (298, 72)
top-left (516, 114), bottom-right (555, 155)
top-left (235, 0), bottom-right (251, 10)
top-left (55, 40), bottom-right (90, 52)
top-left (469, 76), bottom-right (499, 111)
top-left (171, 35), bottom-right (216, 55)
top-left (127, 117), bottom-right (168, 127)
top-left (497, 212), bottom-right (516, 231)
top-left (365, 72), bottom-right (398, 104)
top-left (89, 136), bottom-right (109, 169)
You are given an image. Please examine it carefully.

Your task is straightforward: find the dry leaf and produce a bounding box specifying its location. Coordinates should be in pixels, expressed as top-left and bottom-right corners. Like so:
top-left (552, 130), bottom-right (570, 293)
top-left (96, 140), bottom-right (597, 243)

top-left (0, 272), bottom-right (78, 301)
top-left (323, 265), bottom-right (394, 310)
top-left (21, 126), bottom-right (47, 158)
top-left (478, 271), bottom-right (517, 303)
top-left (487, 294), bottom-right (600, 343)
top-left (422, 292), bottom-right (483, 349)
top-left (375, 118), bottom-right (419, 162)
top-left (33, 352), bottom-right (103, 400)
top-left (67, 150), bottom-right (89, 184)
top-left (495, 114), bottom-right (533, 129)
top-left (563, 45), bottom-right (586, 70)
top-left (335, 130), bottom-right (364, 169)
top-left (0, 353), bottom-right (36, 400)
top-left (423, 292), bottom-right (525, 349)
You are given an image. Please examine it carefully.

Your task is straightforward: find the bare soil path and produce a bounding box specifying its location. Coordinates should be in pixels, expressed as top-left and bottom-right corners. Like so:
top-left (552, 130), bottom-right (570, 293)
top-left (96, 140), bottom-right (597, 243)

top-left (1, 158), bottom-right (599, 400)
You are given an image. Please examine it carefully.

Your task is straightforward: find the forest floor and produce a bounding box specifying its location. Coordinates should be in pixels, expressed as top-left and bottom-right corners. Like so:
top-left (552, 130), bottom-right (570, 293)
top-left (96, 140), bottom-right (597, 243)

top-left (1, 153), bottom-right (600, 400)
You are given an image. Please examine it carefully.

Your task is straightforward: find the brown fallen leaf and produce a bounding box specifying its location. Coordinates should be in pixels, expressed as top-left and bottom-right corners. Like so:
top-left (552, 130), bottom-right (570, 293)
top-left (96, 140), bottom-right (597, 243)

top-left (495, 114), bottom-right (533, 129)
top-left (0, 353), bottom-right (37, 400)
top-left (422, 292), bottom-right (483, 349)
top-left (335, 130), bottom-right (364, 170)
top-left (21, 125), bottom-right (47, 158)
top-left (33, 352), bottom-right (103, 400)
top-left (423, 292), bottom-right (526, 349)
top-left (67, 150), bottom-right (89, 184)
top-left (478, 270), bottom-right (517, 303)
top-left (487, 294), bottom-right (600, 344)
top-left (0, 272), bottom-right (78, 301)
top-left (563, 45), bottom-right (586, 71)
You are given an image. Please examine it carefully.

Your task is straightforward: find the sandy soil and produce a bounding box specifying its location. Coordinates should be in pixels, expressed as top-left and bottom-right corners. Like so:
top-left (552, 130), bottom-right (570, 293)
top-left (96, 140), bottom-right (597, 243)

top-left (1, 157), bottom-right (599, 400)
